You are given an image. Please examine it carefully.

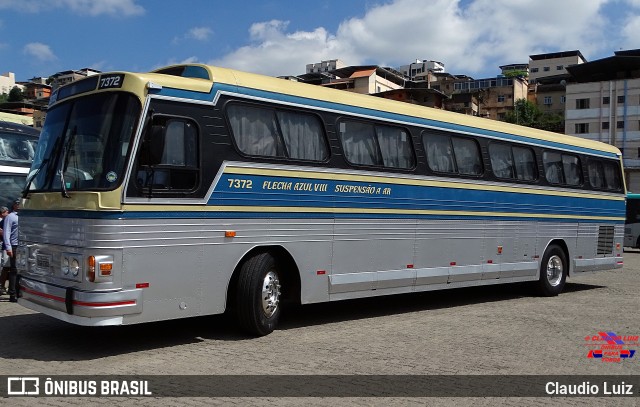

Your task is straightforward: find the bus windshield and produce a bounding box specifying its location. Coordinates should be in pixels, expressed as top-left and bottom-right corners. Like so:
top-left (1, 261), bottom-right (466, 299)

top-left (26, 92), bottom-right (140, 193)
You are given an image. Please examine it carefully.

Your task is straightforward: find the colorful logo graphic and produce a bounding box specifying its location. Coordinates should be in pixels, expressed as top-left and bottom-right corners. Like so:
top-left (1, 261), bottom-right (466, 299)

top-left (584, 331), bottom-right (639, 363)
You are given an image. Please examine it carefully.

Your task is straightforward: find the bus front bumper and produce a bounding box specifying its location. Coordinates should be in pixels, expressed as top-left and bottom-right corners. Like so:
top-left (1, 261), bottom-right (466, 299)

top-left (18, 276), bottom-right (143, 325)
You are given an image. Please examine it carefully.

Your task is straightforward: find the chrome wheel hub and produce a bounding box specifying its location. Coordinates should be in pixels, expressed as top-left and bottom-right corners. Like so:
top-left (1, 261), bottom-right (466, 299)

top-left (261, 271), bottom-right (281, 317)
top-left (546, 255), bottom-right (563, 287)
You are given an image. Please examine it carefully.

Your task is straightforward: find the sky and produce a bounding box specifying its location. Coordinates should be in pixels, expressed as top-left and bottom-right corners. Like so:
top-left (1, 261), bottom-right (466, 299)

top-left (1, 0), bottom-right (640, 82)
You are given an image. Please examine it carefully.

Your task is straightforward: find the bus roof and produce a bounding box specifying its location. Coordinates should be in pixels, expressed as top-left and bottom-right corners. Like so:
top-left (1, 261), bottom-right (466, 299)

top-left (60, 63), bottom-right (621, 157)
top-left (160, 64), bottom-right (622, 157)
top-left (0, 120), bottom-right (40, 137)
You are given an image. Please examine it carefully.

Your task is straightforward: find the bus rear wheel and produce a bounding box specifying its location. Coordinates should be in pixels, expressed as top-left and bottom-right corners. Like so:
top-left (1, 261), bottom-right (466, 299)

top-left (235, 252), bottom-right (282, 336)
top-left (535, 244), bottom-right (567, 296)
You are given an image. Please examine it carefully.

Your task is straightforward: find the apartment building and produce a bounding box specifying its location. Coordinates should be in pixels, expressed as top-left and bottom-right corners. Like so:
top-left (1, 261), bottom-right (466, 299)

top-left (396, 59), bottom-right (445, 79)
top-left (529, 50), bottom-right (586, 83)
top-left (0, 72), bottom-right (24, 95)
top-left (306, 59), bottom-right (346, 74)
top-left (22, 82), bottom-right (52, 100)
top-left (320, 65), bottom-right (406, 94)
top-left (50, 68), bottom-right (101, 89)
top-left (433, 74), bottom-right (528, 120)
top-left (531, 75), bottom-right (567, 116)
top-left (565, 50), bottom-right (640, 190)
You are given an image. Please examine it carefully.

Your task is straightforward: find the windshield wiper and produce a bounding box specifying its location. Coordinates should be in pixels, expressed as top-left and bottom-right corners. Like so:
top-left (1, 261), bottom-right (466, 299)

top-left (22, 158), bottom-right (49, 198)
top-left (59, 126), bottom-right (77, 198)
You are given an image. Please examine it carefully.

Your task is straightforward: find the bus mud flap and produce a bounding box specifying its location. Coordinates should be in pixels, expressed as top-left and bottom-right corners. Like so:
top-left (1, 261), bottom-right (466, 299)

top-left (65, 287), bottom-right (74, 315)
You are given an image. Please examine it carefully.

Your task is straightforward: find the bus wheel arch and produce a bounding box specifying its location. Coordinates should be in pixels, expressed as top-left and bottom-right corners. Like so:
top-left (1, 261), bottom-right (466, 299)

top-left (226, 246), bottom-right (301, 336)
top-left (535, 240), bottom-right (569, 296)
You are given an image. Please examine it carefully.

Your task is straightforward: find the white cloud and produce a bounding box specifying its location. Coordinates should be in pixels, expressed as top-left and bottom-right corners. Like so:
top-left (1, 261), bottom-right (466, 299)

top-left (621, 15), bottom-right (640, 49)
top-left (173, 27), bottom-right (214, 45)
top-left (187, 27), bottom-right (213, 41)
top-left (208, 0), bottom-right (624, 77)
top-left (0, 0), bottom-right (144, 17)
top-left (210, 20), bottom-right (342, 75)
top-left (23, 42), bottom-right (57, 61)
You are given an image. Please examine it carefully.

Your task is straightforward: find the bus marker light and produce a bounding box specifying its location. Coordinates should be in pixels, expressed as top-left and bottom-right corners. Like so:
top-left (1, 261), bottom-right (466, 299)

top-left (450, 262), bottom-right (456, 266)
top-left (87, 256), bottom-right (96, 282)
top-left (136, 282), bottom-right (150, 289)
top-left (487, 260), bottom-right (493, 264)
top-left (497, 246), bottom-right (503, 254)
top-left (99, 263), bottom-right (112, 276)
top-left (225, 231), bottom-right (236, 238)
top-left (616, 243), bottom-right (621, 250)
top-left (406, 264), bottom-right (414, 269)
top-left (316, 270), bottom-right (326, 275)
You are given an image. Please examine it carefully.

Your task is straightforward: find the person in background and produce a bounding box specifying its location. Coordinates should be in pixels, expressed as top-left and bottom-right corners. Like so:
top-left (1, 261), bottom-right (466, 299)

top-left (0, 206), bottom-right (9, 295)
top-left (3, 199), bottom-right (19, 302)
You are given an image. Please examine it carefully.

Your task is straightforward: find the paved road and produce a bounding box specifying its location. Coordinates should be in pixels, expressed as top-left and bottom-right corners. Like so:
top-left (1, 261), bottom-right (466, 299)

top-left (1, 251), bottom-right (638, 406)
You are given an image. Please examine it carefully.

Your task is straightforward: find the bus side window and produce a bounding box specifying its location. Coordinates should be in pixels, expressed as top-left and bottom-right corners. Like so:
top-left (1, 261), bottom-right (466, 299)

top-left (425, 133), bottom-right (456, 173)
top-left (136, 117), bottom-right (199, 192)
top-left (489, 143), bottom-right (515, 179)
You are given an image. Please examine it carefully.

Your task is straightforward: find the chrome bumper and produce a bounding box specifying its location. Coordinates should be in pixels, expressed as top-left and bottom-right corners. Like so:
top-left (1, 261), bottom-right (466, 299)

top-left (18, 276), bottom-right (143, 324)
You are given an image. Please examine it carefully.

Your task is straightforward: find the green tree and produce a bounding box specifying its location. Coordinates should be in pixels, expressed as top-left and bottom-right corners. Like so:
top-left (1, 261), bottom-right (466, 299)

top-left (505, 98), bottom-right (565, 133)
top-left (505, 98), bottom-right (540, 127)
top-left (0, 93), bottom-right (8, 103)
top-left (7, 86), bottom-right (24, 102)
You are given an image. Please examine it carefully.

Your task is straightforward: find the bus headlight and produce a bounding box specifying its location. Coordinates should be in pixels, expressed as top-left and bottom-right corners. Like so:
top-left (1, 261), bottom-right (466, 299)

top-left (70, 258), bottom-right (80, 276)
top-left (62, 257), bottom-right (70, 275)
top-left (61, 253), bottom-right (82, 280)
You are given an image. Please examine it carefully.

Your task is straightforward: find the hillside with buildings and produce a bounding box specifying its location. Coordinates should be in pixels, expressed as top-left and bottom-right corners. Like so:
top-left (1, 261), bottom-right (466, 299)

top-left (2, 49), bottom-right (640, 189)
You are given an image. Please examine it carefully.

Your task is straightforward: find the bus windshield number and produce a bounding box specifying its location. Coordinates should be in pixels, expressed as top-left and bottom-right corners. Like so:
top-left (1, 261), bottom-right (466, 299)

top-left (98, 75), bottom-right (124, 90)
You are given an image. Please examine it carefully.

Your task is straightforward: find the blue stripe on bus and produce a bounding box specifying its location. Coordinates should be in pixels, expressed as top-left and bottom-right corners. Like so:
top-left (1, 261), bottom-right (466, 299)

top-left (212, 174), bottom-right (625, 218)
top-left (157, 84), bottom-right (619, 159)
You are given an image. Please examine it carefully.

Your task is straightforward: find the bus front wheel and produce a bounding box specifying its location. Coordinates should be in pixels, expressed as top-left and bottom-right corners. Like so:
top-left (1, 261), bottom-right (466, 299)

top-left (535, 244), bottom-right (567, 296)
top-left (235, 252), bottom-right (282, 336)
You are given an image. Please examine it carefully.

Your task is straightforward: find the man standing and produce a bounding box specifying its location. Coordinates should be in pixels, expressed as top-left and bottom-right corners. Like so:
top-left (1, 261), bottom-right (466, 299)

top-left (3, 199), bottom-right (19, 302)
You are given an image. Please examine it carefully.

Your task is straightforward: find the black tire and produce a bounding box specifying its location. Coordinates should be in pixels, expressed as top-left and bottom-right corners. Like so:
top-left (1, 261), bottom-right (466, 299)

top-left (235, 252), bottom-right (282, 336)
top-left (636, 236), bottom-right (640, 249)
top-left (535, 244), bottom-right (567, 296)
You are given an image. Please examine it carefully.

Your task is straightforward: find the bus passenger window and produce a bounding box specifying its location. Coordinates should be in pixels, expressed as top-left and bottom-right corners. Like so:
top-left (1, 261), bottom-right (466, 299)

top-left (513, 147), bottom-right (536, 181)
top-left (228, 105), bottom-right (283, 157)
top-left (544, 151), bottom-right (582, 186)
top-left (339, 121), bottom-right (382, 166)
top-left (562, 155), bottom-right (582, 185)
top-left (276, 110), bottom-right (328, 161)
top-left (425, 133), bottom-right (456, 173)
top-left (451, 137), bottom-right (482, 175)
top-left (375, 126), bottom-right (415, 169)
top-left (588, 159), bottom-right (621, 191)
top-left (489, 143), bottom-right (515, 179)
top-left (602, 161), bottom-right (621, 190)
top-left (588, 161), bottom-right (604, 189)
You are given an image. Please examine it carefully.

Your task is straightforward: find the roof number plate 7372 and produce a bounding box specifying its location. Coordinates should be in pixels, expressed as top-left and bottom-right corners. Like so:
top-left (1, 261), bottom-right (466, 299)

top-left (98, 74), bottom-right (124, 90)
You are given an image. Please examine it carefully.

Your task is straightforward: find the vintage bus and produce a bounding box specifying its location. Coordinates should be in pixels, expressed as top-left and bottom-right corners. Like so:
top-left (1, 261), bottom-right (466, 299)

top-left (624, 193), bottom-right (640, 248)
top-left (0, 121), bottom-right (39, 207)
top-left (16, 64), bottom-right (625, 336)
